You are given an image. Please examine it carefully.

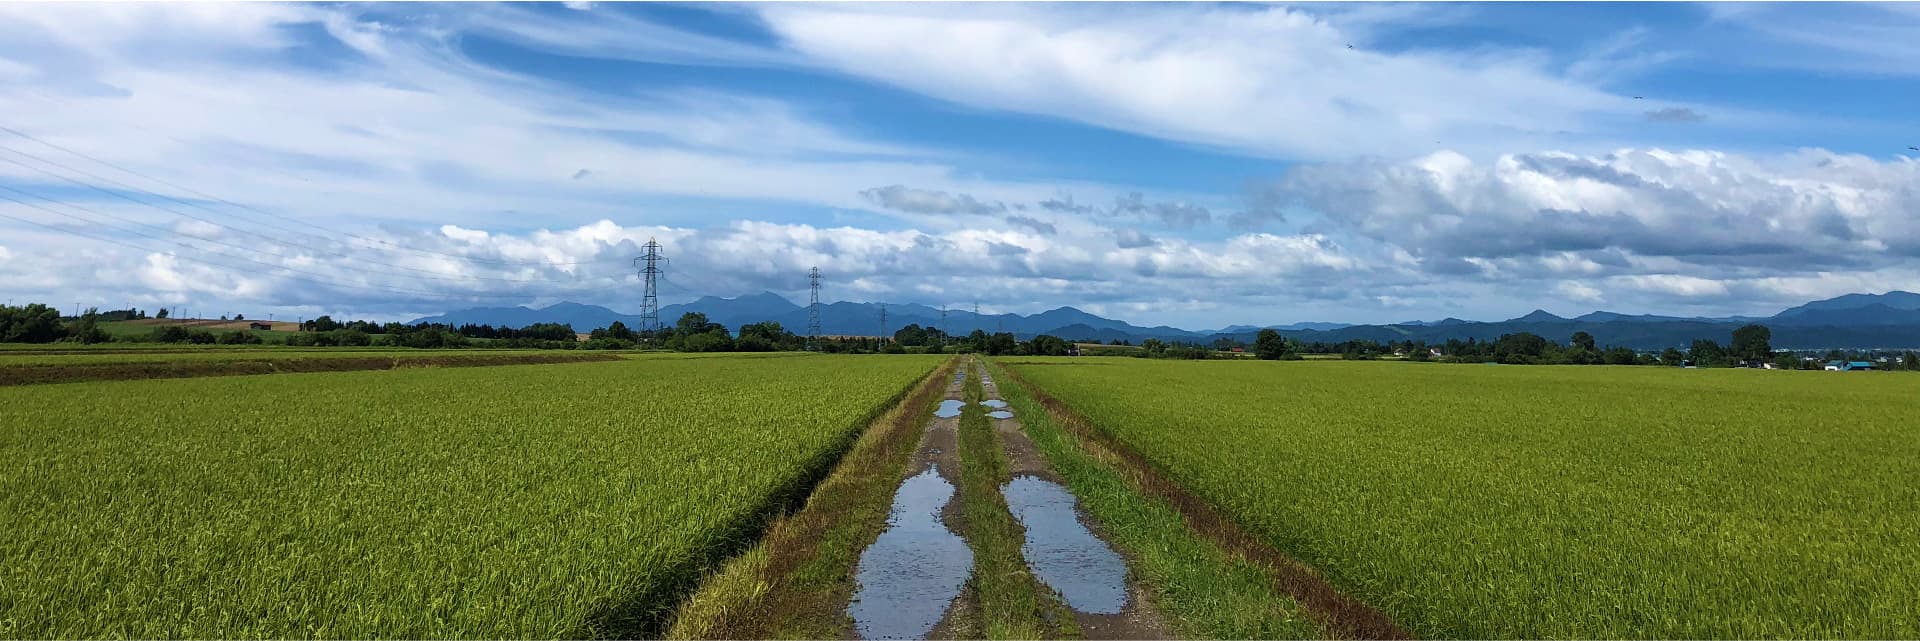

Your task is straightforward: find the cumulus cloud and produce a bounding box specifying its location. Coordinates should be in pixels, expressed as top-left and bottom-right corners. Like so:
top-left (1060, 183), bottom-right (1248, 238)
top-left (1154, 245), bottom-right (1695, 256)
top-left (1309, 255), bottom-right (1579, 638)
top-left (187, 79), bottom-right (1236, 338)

top-left (1112, 228), bottom-right (1157, 249)
top-left (1644, 107), bottom-right (1706, 123)
top-left (1038, 194), bottom-right (1096, 215)
top-left (1110, 192), bottom-right (1212, 228)
top-left (1279, 148), bottom-right (1920, 277)
top-left (860, 185), bottom-right (1007, 215)
top-left (1003, 215), bottom-right (1057, 235)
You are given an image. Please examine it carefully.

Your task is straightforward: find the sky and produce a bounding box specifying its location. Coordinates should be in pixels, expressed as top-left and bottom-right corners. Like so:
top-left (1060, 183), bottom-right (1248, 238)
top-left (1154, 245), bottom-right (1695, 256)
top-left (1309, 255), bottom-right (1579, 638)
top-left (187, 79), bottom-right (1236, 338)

top-left (1, 2), bottom-right (1917, 328)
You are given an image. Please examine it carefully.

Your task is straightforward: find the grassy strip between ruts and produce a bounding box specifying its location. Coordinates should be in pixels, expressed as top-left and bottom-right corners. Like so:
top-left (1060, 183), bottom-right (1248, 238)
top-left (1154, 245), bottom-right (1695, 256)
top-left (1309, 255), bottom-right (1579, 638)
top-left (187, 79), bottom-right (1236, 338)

top-left (666, 358), bottom-right (959, 639)
top-left (0, 351), bottom-right (623, 386)
top-left (958, 359), bottom-right (1080, 640)
top-left (987, 360), bottom-right (1330, 640)
top-left (994, 362), bottom-right (1409, 640)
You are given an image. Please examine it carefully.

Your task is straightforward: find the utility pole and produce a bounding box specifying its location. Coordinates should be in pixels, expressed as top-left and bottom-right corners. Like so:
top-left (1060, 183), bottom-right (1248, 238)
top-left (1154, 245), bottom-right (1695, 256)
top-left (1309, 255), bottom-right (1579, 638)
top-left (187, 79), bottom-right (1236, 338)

top-left (634, 237), bottom-right (664, 333)
top-left (939, 305), bottom-right (948, 337)
top-left (878, 303), bottom-right (888, 340)
top-left (807, 267), bottom-right (823, 351)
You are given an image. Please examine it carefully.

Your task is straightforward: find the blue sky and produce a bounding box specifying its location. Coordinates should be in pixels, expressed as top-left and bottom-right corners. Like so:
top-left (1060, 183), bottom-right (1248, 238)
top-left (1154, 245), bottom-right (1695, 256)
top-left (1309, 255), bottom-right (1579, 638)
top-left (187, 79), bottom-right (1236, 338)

top-left (0, 2), bottom-right (1916, 327)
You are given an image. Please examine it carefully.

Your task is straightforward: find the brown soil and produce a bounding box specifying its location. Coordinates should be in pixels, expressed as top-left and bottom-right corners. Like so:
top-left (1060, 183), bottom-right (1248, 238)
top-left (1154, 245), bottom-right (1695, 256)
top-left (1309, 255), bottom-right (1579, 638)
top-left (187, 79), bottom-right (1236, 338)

top-left (998, 366), bottom-right (1412, 640)
top-left (0, 353), bottom-right (620, 386)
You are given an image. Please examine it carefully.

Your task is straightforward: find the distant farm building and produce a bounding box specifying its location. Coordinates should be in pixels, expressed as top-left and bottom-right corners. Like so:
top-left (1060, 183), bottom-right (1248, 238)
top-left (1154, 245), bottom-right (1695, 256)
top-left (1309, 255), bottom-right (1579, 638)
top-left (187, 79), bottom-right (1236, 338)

top-left (248, 322), bottom-right (273, 331)
top-left (1824, 361), bottom-right (1875, 371)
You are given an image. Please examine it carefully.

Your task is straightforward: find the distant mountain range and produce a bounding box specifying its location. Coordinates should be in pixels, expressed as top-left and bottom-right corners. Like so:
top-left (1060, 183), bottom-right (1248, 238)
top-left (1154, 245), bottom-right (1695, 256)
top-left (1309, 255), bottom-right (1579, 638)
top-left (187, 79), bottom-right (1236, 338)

top-left (410, 290), bottom-right (1920, 350)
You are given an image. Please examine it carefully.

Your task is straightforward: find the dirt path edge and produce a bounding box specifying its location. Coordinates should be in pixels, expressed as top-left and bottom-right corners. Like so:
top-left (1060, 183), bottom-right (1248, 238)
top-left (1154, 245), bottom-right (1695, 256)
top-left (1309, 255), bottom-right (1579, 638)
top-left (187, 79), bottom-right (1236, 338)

top-left (664, 358), bottom-right (959, 640)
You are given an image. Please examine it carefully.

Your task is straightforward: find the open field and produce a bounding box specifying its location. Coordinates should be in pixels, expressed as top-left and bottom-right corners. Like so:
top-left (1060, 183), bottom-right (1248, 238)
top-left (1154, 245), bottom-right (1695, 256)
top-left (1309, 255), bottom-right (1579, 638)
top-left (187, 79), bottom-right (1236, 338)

top-left (0, 349), bottom-right (627, 386)
top-left (1001, 358), bottom-right (1920, 638)
top-left (0, 354), bottom-right (944, 638)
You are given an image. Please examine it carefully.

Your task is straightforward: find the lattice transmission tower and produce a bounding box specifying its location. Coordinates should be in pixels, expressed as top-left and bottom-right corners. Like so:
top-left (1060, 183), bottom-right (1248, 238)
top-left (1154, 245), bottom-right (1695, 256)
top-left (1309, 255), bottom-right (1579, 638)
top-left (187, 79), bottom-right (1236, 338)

top-left (635, 238), bottom-right (665, 332)
top-left (807, 266), bottom-right (823, 351)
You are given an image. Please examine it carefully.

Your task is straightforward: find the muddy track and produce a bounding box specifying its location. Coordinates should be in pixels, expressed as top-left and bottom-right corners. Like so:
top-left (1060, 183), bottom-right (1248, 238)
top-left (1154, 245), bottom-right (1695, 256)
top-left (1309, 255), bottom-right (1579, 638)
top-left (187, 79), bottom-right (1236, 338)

top-left (998, 365), bottom-right (1412, 640)
top-left (851, 366), bottom-right (975, 640)
top-left (665, 360), bottom-right (957, 640)
top-left (977, 363), bottom-right (1175, 640)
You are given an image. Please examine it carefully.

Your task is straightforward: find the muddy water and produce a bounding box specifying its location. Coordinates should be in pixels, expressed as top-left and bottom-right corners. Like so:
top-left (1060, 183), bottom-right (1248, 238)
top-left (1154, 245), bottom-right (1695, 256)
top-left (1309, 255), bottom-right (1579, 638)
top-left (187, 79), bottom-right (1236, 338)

top-left (850, 465), bottom-right (973, 639)
top-left (1001, 475), bottom-right (1130, 615)
top-left (934, 399), bottom-right (965, 419)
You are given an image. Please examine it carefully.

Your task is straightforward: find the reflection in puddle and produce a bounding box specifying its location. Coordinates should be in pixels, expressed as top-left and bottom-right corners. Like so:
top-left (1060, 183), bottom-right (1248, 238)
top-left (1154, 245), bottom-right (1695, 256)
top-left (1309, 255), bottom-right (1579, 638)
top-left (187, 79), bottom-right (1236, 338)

top-left (981, 399), bottom-right (1009, 408)
top-left (934, 399), bottom-right (965, 418)
top-left (987, 410), bottom-right (1014, 419)
top-left (850, 466), bottom-right (973, 640)
top-left (1001, 476), bottom-right (1128, 615)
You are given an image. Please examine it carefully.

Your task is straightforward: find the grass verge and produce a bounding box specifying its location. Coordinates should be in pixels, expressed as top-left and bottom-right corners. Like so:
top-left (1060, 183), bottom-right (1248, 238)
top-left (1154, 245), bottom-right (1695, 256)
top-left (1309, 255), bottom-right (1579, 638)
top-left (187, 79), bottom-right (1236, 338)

top-left (994, 361), bottom-right (1406, 640)
top-left (666, 358), bottom-right (958, 639)
top-left (956, 360), bottom-right (1080, 640)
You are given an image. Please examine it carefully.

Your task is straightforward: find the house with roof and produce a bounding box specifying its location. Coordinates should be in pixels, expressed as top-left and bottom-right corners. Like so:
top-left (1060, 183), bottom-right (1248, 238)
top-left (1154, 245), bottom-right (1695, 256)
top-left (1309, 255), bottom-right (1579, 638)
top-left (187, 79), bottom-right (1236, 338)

top-left (1824, 360), bottom-right (1875, 371)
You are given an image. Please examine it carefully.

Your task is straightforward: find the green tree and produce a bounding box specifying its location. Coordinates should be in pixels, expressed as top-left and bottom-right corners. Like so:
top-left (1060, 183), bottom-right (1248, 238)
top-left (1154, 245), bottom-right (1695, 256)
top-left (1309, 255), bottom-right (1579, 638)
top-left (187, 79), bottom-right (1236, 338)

top-left (1730, 324), bottom-right (1773, 363)
top-left (1254, 328), bottom-right (1290, 360)
top-left (1689, 339), bottom-right (1730, 367)
top-left (1024, 334), bottom-right (1070, 356)
top-left (1570, 331), bottom-right (1597, 352)
top-left (605, 321), bottom-right (636, 341)
top-left (1660, 347), bottom-right (1685, 366)
top-left (986, 332), bottom-right (1018, 356)
top-left (675, 312), bottom-right (722, 337)
top-left (67, 308), bottom-right (110, 344)
top-left (154, 308), bottom-right (169, 319)
top-left (0, 303), bottom-right (68, 343)
top-left (893, 323), bottom-right (930, 347)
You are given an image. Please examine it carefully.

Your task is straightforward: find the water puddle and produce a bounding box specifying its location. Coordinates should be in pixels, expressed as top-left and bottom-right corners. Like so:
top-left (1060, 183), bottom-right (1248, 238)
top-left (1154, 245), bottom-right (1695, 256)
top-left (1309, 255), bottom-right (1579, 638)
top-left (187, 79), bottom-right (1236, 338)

top-left (987, 410), bottom-right (1014, 419)
top-left (850, 466), bottom-right (974, 640)
top-left (1001, 475), bottom-right (1128, 615)
top-left (934, 399), bottom-right (965, 419)
top-left (981, 399), bottom-right (1009, 409)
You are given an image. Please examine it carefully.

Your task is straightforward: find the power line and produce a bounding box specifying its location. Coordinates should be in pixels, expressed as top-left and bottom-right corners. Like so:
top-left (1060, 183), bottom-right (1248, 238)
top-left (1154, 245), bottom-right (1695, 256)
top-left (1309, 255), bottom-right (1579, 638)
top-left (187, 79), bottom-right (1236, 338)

top-left (636, 238), bottom-right (664, 333)
top-left (0, 124), bottom-right (626, 268)
top-left (807, 266), bottom-right (822, 351)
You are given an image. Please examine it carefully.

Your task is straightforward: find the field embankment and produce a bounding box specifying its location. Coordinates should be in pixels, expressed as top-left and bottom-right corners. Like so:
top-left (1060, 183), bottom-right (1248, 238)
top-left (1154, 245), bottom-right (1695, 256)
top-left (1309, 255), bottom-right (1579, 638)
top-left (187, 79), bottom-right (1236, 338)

top-left (667, 358), bottom-right (957, 639)
top-left (0, 354), bottom-right (943, 638)
top-left (1002, 358), bottom-right (1920, 638)
top-left (0, 349), bottom-right (622, 386)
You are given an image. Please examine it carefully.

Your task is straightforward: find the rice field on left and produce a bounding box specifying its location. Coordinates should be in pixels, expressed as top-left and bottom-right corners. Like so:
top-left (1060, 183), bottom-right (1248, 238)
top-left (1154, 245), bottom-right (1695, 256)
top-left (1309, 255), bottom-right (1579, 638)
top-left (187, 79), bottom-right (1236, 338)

top-left (0, 352), bottom-right (944, 638)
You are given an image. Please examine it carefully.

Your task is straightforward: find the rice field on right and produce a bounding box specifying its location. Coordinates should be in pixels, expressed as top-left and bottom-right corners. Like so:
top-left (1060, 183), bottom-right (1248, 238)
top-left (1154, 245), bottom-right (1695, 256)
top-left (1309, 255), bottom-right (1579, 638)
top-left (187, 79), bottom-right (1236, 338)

top-left (1002, 358), bottom-right (1920, 638)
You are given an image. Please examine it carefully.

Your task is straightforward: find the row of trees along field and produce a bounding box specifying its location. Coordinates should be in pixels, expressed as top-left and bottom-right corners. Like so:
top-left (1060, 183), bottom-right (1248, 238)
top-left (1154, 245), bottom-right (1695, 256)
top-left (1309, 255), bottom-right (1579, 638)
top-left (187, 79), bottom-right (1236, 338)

top-left (7, 302), bottom-right (1917, 367)
top-left (1090, 324), bottom-right (1920, 370)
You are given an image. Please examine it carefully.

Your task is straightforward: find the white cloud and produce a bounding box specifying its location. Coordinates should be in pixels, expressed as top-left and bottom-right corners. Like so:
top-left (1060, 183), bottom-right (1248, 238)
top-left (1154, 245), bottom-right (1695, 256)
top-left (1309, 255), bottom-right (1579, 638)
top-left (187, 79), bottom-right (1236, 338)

top-left (1281, 148), bottom-right (1920, 271)
top-left (1553, 280), bottom-right (1605, 304)
top-left (756, 4), bottom-right (1634, 159)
